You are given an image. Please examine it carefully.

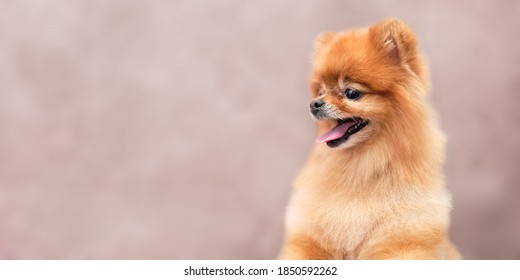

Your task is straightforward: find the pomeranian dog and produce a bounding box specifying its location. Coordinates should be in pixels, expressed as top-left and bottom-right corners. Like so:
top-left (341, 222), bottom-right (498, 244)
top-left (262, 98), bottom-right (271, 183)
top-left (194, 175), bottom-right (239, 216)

top-left (278, 19), bottom-right (460, 259)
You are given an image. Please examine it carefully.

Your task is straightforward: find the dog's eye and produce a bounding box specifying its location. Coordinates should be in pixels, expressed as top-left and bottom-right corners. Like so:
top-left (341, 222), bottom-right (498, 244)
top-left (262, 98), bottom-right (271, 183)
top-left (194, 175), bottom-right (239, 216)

top-left (344, 88), bottom-right (362, 100)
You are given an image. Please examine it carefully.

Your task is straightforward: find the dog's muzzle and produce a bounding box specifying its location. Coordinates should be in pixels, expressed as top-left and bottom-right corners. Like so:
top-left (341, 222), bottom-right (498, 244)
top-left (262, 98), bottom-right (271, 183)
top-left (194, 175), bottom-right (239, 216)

top-left (310, 99), bottom-right (326, 118)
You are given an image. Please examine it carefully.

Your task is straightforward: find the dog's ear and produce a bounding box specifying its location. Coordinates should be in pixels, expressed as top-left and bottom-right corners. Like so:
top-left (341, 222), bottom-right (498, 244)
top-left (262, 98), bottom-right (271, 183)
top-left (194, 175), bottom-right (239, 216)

top-left (313, 32), bottom-right (336, 57)
top-left (369, 19), bottom-right (425, 78)
top-left (369, 18), bottom-right (419, 62)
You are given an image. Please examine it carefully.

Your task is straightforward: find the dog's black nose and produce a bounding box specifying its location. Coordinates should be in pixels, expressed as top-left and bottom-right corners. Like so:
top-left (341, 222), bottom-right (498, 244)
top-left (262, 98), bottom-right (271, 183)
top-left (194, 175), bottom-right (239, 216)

top-left (310, 99), bottom-right (325, 110)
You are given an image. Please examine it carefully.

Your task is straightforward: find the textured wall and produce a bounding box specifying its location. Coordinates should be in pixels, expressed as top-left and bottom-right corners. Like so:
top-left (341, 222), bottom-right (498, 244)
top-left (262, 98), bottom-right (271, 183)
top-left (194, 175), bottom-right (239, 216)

top-left (0, 0), bottom-right (519, 259)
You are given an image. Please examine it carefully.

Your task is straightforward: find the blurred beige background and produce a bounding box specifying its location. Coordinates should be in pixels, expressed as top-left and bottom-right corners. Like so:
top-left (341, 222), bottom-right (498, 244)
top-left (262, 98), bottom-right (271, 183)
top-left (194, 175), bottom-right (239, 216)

top-left (0, 0), bottom-right (519, 259)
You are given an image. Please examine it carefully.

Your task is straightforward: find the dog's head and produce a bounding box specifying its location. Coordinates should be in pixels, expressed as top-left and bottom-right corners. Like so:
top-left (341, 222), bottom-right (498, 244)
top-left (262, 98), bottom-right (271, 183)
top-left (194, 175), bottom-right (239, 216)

top-left (309, 19), bottom-right (428, 149)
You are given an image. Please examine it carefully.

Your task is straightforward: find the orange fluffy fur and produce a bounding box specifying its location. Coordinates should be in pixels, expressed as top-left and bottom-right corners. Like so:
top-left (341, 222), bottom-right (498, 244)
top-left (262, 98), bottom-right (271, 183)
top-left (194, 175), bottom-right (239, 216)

top-left (278, 19), bottom-right (460, 259)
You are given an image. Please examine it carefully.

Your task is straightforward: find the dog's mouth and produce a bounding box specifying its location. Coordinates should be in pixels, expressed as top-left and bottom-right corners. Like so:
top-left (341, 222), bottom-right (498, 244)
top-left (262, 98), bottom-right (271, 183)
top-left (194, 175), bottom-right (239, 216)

top-left (316, 117), bottom-right (369, 148)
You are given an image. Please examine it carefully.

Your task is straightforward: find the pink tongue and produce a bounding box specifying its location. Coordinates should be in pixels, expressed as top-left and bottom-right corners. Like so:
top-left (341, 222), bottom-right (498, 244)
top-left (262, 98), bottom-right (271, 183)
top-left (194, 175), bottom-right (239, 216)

top-left (316, 120), bottom-right (355, 143)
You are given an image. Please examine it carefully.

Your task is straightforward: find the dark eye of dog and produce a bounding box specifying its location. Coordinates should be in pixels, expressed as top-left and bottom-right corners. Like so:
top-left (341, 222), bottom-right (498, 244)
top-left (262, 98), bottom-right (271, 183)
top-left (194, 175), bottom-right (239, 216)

top-left (344, 88), bottom-right (362, 100)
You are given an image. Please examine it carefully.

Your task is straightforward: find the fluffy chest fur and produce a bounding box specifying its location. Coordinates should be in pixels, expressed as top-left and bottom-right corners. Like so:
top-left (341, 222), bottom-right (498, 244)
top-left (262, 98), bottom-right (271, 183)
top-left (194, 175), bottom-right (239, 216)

top-left (283, 145), bottom-right (451, 259)
top-left (285, 186), bottom-right (381, 257)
